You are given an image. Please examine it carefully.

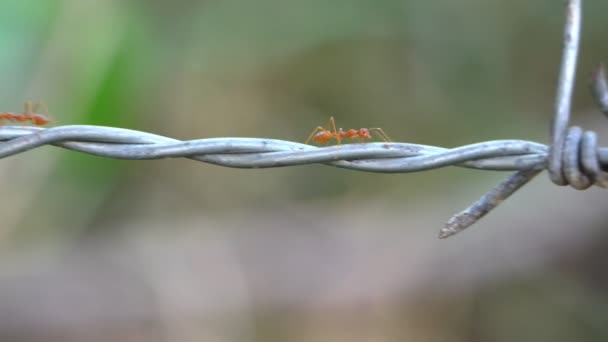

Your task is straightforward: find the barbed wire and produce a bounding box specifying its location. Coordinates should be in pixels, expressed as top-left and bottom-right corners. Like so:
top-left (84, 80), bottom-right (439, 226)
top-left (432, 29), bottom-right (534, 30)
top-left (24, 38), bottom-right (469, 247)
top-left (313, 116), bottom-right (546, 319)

top-left (0, 0), bottom-right (605, 239)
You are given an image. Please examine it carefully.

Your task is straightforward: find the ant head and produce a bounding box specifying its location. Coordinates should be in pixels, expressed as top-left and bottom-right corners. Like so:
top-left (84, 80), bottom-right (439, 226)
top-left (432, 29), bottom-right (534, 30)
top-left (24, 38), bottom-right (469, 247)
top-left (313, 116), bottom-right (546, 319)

top-left (359, 128), bottom-right (371, 139)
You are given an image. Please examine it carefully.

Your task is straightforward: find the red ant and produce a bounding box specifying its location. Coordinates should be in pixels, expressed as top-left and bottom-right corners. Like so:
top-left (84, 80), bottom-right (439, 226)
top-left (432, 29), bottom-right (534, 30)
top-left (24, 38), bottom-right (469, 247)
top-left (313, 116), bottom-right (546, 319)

top-left (0, 100), bottom-right (50, 126)
top-left (305, 116), bottom-right (391, 145)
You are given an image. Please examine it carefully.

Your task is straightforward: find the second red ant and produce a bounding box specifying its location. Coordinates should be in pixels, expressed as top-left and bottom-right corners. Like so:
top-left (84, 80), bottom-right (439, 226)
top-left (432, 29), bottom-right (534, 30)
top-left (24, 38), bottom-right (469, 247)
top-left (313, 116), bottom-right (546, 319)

top-left (0, 100), bottom-right (50, 126)
top-left (305, 116), bottom-right (391, 145)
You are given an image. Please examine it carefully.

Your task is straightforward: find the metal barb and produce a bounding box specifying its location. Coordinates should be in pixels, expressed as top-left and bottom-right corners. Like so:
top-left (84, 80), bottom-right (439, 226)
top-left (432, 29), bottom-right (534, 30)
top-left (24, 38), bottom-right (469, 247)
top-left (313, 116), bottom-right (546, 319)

top-left (548, 0), bottom-right (582, 186)
top-left (439, 169), bottom-right (542, 239)
top-left (591, 64), bottom-right (608, 116)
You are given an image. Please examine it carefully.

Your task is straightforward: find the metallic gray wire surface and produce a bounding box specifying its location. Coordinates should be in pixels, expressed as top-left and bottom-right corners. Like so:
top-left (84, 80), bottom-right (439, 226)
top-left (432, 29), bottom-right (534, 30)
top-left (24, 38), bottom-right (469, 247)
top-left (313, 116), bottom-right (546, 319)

top-left (0, 126), bottom-right (561, 170)
top-left (0, 0), bottom-right (605, 239)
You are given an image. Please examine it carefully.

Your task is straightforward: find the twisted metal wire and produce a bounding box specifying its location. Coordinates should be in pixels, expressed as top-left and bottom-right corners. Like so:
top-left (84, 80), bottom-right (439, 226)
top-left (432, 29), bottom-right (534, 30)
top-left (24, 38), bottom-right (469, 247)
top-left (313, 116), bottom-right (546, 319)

top-left (0, 0), bottom-right (605, 239)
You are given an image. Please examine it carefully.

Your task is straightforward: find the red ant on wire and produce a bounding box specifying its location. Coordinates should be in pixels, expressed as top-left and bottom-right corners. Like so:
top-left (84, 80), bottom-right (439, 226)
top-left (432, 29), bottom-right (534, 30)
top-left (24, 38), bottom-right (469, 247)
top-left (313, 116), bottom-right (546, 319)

top-left (0, 100), bottom-right (51, 126)
top-left (305, 116), bottom-right (391, 145)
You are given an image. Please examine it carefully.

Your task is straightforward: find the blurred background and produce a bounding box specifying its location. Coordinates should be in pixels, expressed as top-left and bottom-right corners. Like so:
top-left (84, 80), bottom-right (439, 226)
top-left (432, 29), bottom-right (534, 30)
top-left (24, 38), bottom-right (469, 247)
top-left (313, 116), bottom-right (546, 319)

top-left (0, 0), bottom-right (608, 341)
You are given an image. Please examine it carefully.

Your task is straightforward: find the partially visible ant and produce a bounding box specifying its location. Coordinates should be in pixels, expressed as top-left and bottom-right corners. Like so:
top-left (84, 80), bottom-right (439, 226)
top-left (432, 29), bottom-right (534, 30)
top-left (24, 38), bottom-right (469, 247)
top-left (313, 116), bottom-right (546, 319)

top-left (0, 100), bottom-right (51, 126)
top-left (305, 116), bottom-right (391, 145)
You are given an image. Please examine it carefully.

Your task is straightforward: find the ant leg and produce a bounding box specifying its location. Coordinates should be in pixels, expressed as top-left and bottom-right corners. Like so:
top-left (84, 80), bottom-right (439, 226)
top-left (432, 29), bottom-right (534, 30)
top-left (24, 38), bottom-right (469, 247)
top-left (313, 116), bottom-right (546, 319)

top-left (305, 126), bottom-right (327, 144)
top-left (32, 100), bottom-right (47, 114)
top-left (23, 99), bottom-right (34, 115)
top-left (328, 116), bottom-right (341, 145)
top-left (31, 101), bottom-right (50, 125)
top-left (19, 100), bottom-right (50, 126)
top-left (306, 116), bottom-right (340, 144)
top-left (369, 128), bottom-right (392, 142)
